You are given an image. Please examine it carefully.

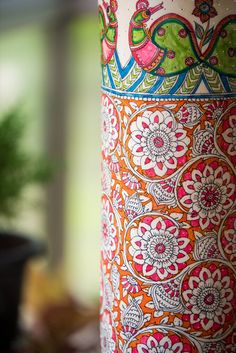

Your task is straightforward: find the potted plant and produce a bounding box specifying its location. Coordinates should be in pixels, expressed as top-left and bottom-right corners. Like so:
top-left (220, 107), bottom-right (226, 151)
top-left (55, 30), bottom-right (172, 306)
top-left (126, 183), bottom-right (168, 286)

top-left (0, 109), bottom-right (53, 350)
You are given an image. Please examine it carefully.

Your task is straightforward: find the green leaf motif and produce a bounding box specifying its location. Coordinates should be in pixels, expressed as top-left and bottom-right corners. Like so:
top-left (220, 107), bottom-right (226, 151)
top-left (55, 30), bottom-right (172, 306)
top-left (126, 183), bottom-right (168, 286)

top-left (203, 26), bottom-right (214, 46)
top-left (195, 22), bottom-right (204, 40)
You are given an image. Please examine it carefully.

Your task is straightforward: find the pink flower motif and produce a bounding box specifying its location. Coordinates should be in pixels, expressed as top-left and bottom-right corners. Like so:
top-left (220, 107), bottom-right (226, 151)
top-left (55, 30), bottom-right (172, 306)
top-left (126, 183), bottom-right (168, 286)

top-left (121, 275), bottom-right (141, 294)
top-left (128, 109), bottom-right (190, 178)
top-left (167, 50), bottom-right (176, 59)
top-left (205, 101), bottom-right (228, 120)
top-left (112, 189), bottom-right (123, 209)
top-left (220, 29), bottom-right (228, 38)
top-left (122, 172), bottom-right (140, 190)
top-left (127, 331), bottom-right (196, 353)
top-left (179, 162), bottom-right (235, 230)
top-left (185, 57), bottom-right (195, 66)
top-left (156, 67), bottom-right (165, 75)
top-left (182, 263), bottom-right (235, 333)
top-left (209, 56), bottom-right (218, 65)
top-left (101, 95), bottom-right (119, 156)
top-left (222, 114), bottom-right (236, 157)
top-left (178, 28), bottom-right (187, 38)
top-left (129, 217), bottom-right (192, 281)
top-left (109, 154), bottom-right (120, 173)
top-left (102, 197), bottom-right (118, 261)
top-left (157, 27), bottom-right (166, 36)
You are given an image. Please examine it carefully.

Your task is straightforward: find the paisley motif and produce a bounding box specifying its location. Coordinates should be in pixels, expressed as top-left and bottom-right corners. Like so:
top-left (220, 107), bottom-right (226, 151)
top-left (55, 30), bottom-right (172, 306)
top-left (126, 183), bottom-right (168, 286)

top-left (150, 277), bottom-right (183, 313)
top-left (194, 234), bottom-right (222, 260)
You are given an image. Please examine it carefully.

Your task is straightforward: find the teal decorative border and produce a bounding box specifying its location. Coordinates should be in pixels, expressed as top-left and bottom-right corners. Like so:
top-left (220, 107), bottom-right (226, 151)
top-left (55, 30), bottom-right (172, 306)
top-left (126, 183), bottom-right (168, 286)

top-left (102, 51), bottom-right (236, 95)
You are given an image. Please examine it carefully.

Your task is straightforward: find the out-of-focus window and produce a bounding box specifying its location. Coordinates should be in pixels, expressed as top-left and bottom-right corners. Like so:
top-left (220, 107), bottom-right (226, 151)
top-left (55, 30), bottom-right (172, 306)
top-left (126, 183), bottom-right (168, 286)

top-left (0, 1), bottom-right (100, 303)
top-left (0, 26), bottom-right (48, 237)
top-left (65, 16), bottom-right (100, 302)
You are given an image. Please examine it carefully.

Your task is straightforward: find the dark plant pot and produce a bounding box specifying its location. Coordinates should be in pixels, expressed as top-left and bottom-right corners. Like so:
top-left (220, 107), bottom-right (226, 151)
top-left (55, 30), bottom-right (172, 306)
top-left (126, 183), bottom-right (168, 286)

top-left (0, 232), bottom-right (45, 351)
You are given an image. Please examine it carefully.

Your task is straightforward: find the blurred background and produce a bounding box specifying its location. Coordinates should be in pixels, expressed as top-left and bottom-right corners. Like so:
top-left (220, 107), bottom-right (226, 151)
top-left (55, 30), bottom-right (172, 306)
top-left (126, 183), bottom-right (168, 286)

top-left (0, 0), bottom-right (101, 352)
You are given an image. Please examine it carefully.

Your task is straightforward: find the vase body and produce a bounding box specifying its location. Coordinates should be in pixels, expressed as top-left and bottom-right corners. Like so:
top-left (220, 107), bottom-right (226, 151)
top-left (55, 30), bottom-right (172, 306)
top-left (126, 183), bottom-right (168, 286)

top-left (99, 1), bottom-right (236, 352)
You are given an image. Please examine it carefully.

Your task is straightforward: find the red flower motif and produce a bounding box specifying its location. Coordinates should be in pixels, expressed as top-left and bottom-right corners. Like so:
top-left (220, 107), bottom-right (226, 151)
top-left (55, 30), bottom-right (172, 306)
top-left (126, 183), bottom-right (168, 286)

top-left (192, 0), bottom-right (217, 23)
top-left (205, 100), bottom-right (228, 120)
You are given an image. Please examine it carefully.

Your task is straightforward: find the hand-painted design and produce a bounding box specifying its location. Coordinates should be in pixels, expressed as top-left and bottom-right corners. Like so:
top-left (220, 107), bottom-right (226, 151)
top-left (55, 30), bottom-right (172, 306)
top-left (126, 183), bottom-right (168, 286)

top-left (193, 0), bottom-right (217, 24)
top-left (126, 214), bottom-right (192, 282)
top-left (129, 1), bottom-right (236, 77)
top-left (150, 276), bottom-right (183, 313)
top-left (148, 175), bottom-right (177, 206)
top-left (202, 329), bottom-right (236, 353)
top-left (217, 106), bottom-right (236, 165)
top-left (129, 1), bottom-right (165, 74)
top-left (102, 160), bottom-right (112, 195)
top-left (102, 54), bottom-right (236, 94)
top-left (219, 210), bottom-right (236, 268)
top-left (205, 100), bottom-right (228, 120)
top-left (125, 327), bottom-right (200, 353)
top-left (176, 103), bottom-right (203, 127)
top-left (194, 233), bottom-right (222, 260)
top-left (109, 154), bottom-right (121, 174)
top-left (99, 0), bottom-right (118, 66)
top-left (125, 193), bottom-right (143, 221)
top-left (121, 275), bottom-right (141, 296)
top-left (122, 172), bottom-right (140, 191)
top-left (112, 189), bottom-right (123, 210)
top-left (121, 296), bottom-right (144, 338)
top-left (101, 94), bottom-right (120, 157)
top-left (192, 123), bottom-right (217, 156)
top-left (101, 0), bottom-right (236, 95)
top-left (102, 194), bottom-right (119, 262)
top-left (100, 310), bottom-right (117, 353)
top-left (112, 264), bottom-right (120, 298)
top-left (202, 342), bottom-right (225, 353)
top-left (224, 328), bottom-right (236, 353)
top-left (100, 93), bottom-right (236, 351)
top-left (177, 158), bottom-right (236, 230)
top-left (222, 114), bottom-right (236, 156)
top-left (126, 108), bottom-right (190, 179)
top-left (181, 261), bottom-right (236, 337)
top-left (102, 271), bottom-right (114, 312)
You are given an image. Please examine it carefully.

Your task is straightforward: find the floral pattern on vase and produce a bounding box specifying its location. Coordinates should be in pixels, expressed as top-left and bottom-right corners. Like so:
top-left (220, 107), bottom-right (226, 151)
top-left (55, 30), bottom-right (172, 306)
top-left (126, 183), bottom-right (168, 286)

top-left (219, 210), bottom-right (236, 269)
top-left (101, 194), bottom-right (119, 262)
top-left (101, 94), bottom-right (120, 157)
top-left (181, 261), bottom-right (236, 338)
top-left (126, 215), bottom-right (192, 282)
top-left (125, 107), bottom-right (191, 180)
top-left (177, 159), bottom-right (236, 230)
top-left (126, 328), bottom-right (200, 353)
top-left (99, 0), bottom-right (236, 351)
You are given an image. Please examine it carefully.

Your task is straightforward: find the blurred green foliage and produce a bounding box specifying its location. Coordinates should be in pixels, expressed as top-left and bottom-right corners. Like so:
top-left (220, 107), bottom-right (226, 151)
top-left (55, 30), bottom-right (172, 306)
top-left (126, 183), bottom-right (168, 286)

top-left (0, 109), bottom-right (53, 220)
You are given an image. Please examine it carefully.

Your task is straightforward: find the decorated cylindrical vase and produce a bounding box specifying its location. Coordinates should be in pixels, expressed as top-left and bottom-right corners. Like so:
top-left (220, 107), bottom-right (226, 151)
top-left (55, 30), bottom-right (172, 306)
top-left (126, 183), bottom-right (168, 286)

top-left (99, 0), bottom-right (236, 352)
